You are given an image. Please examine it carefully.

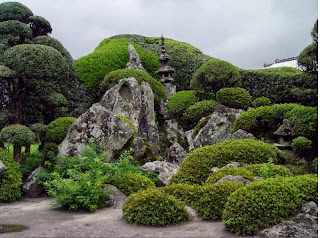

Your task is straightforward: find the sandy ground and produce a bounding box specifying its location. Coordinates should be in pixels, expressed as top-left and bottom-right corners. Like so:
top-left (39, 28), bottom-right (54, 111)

top-left (0, 197), bottom-right (252, 238)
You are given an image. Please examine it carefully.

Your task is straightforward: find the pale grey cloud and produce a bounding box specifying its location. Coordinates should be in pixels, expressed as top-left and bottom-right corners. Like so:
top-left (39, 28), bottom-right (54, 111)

top-left (0, 0), bottom-right (317, 69)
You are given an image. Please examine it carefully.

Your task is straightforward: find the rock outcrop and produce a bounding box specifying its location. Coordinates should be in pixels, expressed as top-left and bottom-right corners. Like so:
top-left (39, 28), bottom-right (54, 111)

top-left (215, 175), bottom-right (252, 185)
top-left (104, 184), bottom-right (128, 209)
top-left (231, 129), bottom-right (256, 140)
top-left (125, 44), bottom-right (147, 72)
top-left (190, 105), bottom-right (243, 150)
top-left (22, 166), bottom-right (44, 197)
top-left (59, 106), bottom-right (134, 161)
top-left (168, 142), bottom-right (186, 165)
top-left (141, 161), bottom-right (179, 185)
top-left (260, 201), bottom-right (318, 238)
top-left (0, 159), bottom-right (6, 178)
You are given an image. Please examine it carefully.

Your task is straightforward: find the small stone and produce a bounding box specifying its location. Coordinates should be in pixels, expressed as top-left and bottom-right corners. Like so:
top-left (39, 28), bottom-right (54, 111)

top-left (215, 175), bottom-right (252, 185)
top-left (141, 161), bottom-right (179, 185)
top-left (0, 159), bottom-right (6, 178)
top-left (22, 166), bottom-right (44, 197)
top-left (231, 129), bottom-right (256, 140)
top-left (104, 184), bottom-right (128, 209)
top-left (222, 162), bottom-right (248, 169)
top-left (185, 205), bottom-right (202, 221)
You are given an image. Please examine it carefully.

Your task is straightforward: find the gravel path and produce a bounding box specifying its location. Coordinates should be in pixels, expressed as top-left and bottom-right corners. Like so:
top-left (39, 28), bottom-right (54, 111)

top-left (0, 197), bottom-right (252, 238)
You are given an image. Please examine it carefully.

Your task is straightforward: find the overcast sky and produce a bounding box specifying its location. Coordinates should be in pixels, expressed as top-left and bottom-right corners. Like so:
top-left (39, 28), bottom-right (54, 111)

top-left (1, 0), bottom-right (318, 69)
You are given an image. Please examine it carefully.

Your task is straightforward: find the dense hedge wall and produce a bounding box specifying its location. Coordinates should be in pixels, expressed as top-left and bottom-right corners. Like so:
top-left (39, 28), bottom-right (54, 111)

top-left (169, 139), bottom-right (286, 185)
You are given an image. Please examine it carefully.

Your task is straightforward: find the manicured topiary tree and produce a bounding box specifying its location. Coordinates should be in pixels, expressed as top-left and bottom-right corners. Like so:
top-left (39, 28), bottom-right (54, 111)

top-left (0, 124), bottom-right (35, 163)
top-left (44, 117), bottom-right (76, 144)
top-left (252, 96), bottom-right (272, 108)
top-left (216, 87), bottom-right (252, 109)
top-left (190, 59), bottom-right (241, 93)
top-left (168, 90), bottom-right (199, 116)
top-left (291, 136), bottom-right (313, 156)
top-left (28, 15), bottom-right (52, 37)
top-left (182, 100), bottom-right (219, 125)
top-left (0, 20), bottom-right (32, 47)
top-left (0, 2), bottom-right (33, 23)
top-left (30, 122), bottom-right (48, 151)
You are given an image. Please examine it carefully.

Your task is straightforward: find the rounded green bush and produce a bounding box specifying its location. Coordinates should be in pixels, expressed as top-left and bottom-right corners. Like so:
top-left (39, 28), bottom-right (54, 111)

top-left (100, 69), bottom-right (166, 104)
top-left (252, 96), bottom-right (272, 108)
top-left (28, 15), bottom-right (52, 37)
top-left (168, 90), bottom-right (198, 116)
top-left (205, 164), bottom-right (293, 185)
top-left (190, 59), bottom-right (241, 93)
top-left (216, 87), bottom-right (252, 109)
top-left (0, 65), bottom-right (16, 80)
top-left (0, 149), bottom-right (22, 202)
top-left (44, 117), bottom-right (76, 144)
top-left (0, 20), bottom-right (32, 45)
top-left (292, 136), bottom-right (312, 155)
top-left (0, 2), bottom-right (33, 23)
top-left (43, 143), bottom-right (59, 156)
top-left (0, 124), bottom-right (35, 146)
top-left (182, 100), bottom-right (219, 124)
top-left (107, 173), bottom-right (155, 196)
top-left (297, 42), bottom-right (318, 73)
top-left (169, 139), bottom-right (286, 185)
top-left (222, 174), bottom-right (318, 235)
top-left (122, 189), bottom-right (189, 226)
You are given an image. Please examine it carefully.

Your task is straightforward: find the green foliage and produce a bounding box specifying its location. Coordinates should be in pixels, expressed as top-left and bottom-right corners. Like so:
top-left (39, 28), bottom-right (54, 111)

top-left (297, 43), bottom-right (318, 73)
top-left (0, 149), bottom-right (22, 202)
top-left (100, 69), bottom-right (166, 104)
top-left (42, 143), bottom-right (59, 157)
top-left (47, 92), bottom-right (68, 107)
top-left (252, 97), bottom-right (272, 108)
top-left (169, 139), bottom-right (286, 185)
top-left (291, 136), bottom-right (312, 155)
top-left (205, 163), bottom-right (292, 185)
top-left (30, 123), bottom-right (48, 138)
top-left (222, 175), bottom-right (318, 235)
top-left (311, 158), bottom-right (317, 173)
top-left (44, 117), bottom-right (76, 144)
top-left (259, 158), bottom-right (275, 179)
top-left (0, 20), bottom-right (32, 46)
top-left (183, 100), bottom-right (218, 125)
top-left (191, 115), bottom-right (211, 139)
top-left (122, 189), bottom-right (189, 226)
top-left (117, 115), bottom-right (137, 138)
top-left (216, 87), bottom-right (251, 109)
top-left (106, 173), bottom-right (155, 196)
top-left (28, 15), bottom-right (52, 37)
top-left (311, 19), bottom-right (318, 43)
top-left (20, 154), bottom-right (44, 177)
top-left (190, 59), bottom-right (241, 93)
top-left (0, 2), bottom-right (33, 23)
top-left (0, 65), bottom-right (16, 80)
top-left (168, 90), bottom-right (198, 116)
top-left (0, 124), bottom-right (35, 145)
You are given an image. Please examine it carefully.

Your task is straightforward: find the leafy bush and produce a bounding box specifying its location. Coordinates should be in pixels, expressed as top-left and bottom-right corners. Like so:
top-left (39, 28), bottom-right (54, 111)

top-left (169, 139), bottom-right (286, 185)
top-left (122, 189), bottom-right (189, 226)
top-left (44, 117), bottom-right (76, 144)
top-left (106, 173), bottom-right (155, 196)
top-left (20, 154), bottom-right (43, 177)
top-left (222, 175), bottom-right (318, 235)
top-left (190, 59), bottom-right (241, 93)
top-left (292, 136), bottom-right (312, 155)
top-left (0, 2), bottom-right (33, 23)
top-left (297, 42), bottom-right (318, 73)
top-left (252, 97), bottom-right (272, 108)
top-left (0, 20), bottom-right (32, 46)
top-left (100, 69), bottom-right (165, 104)
top-left (28, 15), bottom-right (52, 37)
top-left (205, 163), bottom-right (292, 185)
top-left (216, 87), bottom-right (251, 109)
top-left (183, 100), bottom-right (219, 124)
top-left (0, 124), bottom-right (35, 146)
top-left (168, 90), bottom-right (198, 116)
top-left (311, 158), bottom-right (317, 173)
top-left (0, 149), bottom-right (22, 202)
top-left (43, 143), bottom-right (59, 157)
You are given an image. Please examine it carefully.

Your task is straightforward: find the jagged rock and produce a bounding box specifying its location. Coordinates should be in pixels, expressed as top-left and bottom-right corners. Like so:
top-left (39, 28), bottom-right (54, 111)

top-left (163, 82), bottom-right (176, 100)
top-left (141, 161), bottom-right (179, 185)
top-left (185, 129), bottom-right (194, 149)
top-left (222, 162), bottom-right (248, 169)
top-left (260, 202), bottom-right (318, 238)
top-left (104, 184), bottom-right (128, 209)
top-left (22, 166), bottom-right (44, 197)
top-left (165, 119), bottom-right (185, 144)
top-left (209, 167), bottom-right (220, 175)
top-left (215, 175), bottom-right (252, 185)
top-left (101, 77), bottom-right (159, 145)
top-left (231, 129), bottom-right (256, 140)
top-left (0, 159), bottom-right (6, 178)
top-left (186, 205), bottom-right (202, 221)
top-left (159, 83), bottom-right (176, 120)
top-left (273, 119), bottom-right (295, 137)
top-left (125, 44), bottom-right (147, 72)
top-left (190, 105), bottom-right (243, 150)
top-left (59, 106), bottom-right (134, 161)
top-left (168, 142), bottom-right (186, 165)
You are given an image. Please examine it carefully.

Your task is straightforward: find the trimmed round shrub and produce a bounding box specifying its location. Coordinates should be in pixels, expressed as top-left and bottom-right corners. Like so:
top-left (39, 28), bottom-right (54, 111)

top-left (205, 164), bottom-right (293, 185)
top-left (0, 2), bottom-right (33, 23)
top-left (183, 100), bottom-right (219, 124)
top-left (0, 149), bottom-right (22, 202)
top-left (0, 124), bottom-right (35, 146)
top-left (168, 90), bottom-right (198, 116)
top-left (190, 59), bottom-right (241, 93)
top-left (100, 69), bottom-right (166, 104)
top-left (122, 189), bottom-right (189, 226)
top-left (44, 117), bottom-right (76, 144)
top-left (222, 175), bottom-right (318, 235)
top-left (30, 122), bottom-right (48, 141)
top-left (292, 136), bottom-right (312, 155)
top-left (216, 87), bottom-right (251, 109)
top-left (28, 15), bottom-right (52, 37)
top-left (107, 173), bottom-right (155, 196)
top-left (43, 143), bottom-right (59, 156)
top-left (252, 97), bottom-right (272, 108)
top-left (0, 20), bottom-right (32, 45)
top-left (169, 139), bottom-right (286, 185)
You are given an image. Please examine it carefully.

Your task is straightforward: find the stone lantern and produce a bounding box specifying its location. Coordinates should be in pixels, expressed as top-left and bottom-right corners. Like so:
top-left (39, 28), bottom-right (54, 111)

top-left (273, 119), bottom-right (296, 149)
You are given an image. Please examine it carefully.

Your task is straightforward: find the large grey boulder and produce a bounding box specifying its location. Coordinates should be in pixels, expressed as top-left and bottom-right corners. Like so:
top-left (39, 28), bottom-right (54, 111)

top-left (231, 129), bottom-right (256, 140)
top-left (168, 142), bottom-right (186, 165)
top-left (260, 201), bottom-right (318, 238)
top-left (101, 77), bottom-right (159, 145)
top-left (22, 166), bottom-right (44, 197)
top-left (0, 159), bottom-right (6, 178)
top-left (125, 44), bottom-right (147, 72)
top-left (59, 106), bottom-right (134, 161)
top-left (141, 161), bottom-right (179, 185)
top-left (190, 105), bottom-right (244, 150)
top-left (165, 119), bottom-right (185, 144)
top-left (104, 184), bottom-right (128, 209)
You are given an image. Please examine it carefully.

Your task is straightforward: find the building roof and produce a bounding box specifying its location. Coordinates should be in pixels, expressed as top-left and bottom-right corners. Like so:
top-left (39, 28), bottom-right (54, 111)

top-left (263, 57), bottom-right (302, 70)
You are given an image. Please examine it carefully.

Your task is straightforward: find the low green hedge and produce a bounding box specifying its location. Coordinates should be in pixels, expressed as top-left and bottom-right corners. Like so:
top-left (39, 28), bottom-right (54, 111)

top-left (252, 97), bottom-right (272, 108)
top-left (169, 139), bottom-right (286, 185)
top-left (106, 173), bottom-right (155, 196)
top-left (216, 87), bottom-right (251, 109)
top-left (222, 174), bottom-right (318, 235)
top-left (205, 164), bottom-right (293, 185)
top-left (292, 136), bottom-right (312, 155)
top-left (122, 189), bottom-right (189, 226)
top-left (168, 90), bottom-right (199, 116)
top-left (183, 100), bottom-right (219, 124)
top-left (44, 117), bottom-right (76, 144)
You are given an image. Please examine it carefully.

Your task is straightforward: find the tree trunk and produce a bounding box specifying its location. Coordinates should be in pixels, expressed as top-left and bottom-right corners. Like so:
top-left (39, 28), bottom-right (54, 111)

top-left (25, 144), bottom-right (31, 154)
top-left (11, 78), bottom-right (24, 124)
top-left (39, 142), bottom-right (44, 152)
top-left (0, 141), bottom-right (4, 149)
top-left (14, 144), bottom-right (22, 164)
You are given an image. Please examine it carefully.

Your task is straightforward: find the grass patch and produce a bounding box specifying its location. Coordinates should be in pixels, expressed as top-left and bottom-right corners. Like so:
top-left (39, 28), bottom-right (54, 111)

top-left (0, 225), bottom-right (29, 233)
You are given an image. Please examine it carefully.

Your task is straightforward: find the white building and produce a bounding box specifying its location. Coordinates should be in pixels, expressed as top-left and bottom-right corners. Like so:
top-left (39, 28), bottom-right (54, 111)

top-left (263, 57), bottom-right (302, 70)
